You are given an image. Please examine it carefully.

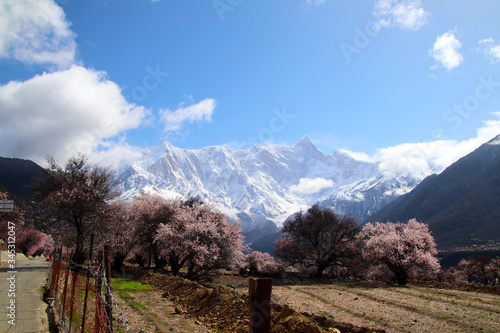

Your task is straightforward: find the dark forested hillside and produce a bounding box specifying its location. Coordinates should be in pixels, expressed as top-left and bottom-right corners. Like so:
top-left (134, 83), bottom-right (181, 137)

top-left (367, 135), bottom-right (500, 248)
top-left (0, 157), bottom-right (43, 203)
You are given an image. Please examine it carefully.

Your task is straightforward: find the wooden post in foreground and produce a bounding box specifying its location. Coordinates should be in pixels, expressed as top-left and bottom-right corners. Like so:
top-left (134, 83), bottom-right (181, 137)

top-left (104, 245), bottom-right (113, 332)
top-left (249, 278), bottom-right (272, 333)
top-left (81, 234), bottom-right (94, 333)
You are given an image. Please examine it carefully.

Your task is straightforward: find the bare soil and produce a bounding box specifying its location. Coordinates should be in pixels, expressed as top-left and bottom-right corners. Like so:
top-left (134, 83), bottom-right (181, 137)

top-left (112, 286), bottom-right (209, 332)
top-left (113, 266), bottom-right (500, 333)
top-left (269, 281), bottom-right (500, 333)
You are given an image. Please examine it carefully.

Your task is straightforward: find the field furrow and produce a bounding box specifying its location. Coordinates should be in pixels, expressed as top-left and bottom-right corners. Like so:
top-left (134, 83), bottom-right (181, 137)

top-left (273, 283), bottom-right (500, 333)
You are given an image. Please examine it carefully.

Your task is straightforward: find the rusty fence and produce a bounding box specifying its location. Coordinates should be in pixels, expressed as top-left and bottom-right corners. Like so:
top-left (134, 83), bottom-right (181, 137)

top-left (45, 240), bottom-right (273, 333)
top-left (46, 248), bottom-right (112, 333)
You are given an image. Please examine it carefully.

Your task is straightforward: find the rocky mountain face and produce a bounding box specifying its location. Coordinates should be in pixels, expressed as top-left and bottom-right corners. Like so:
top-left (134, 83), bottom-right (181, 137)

top-left (118, 136), bottom-right (427, 235)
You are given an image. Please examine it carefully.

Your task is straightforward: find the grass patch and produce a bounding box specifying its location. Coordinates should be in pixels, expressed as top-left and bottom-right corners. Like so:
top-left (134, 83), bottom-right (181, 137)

top-left (129, 300), bottom-right (148, 311)
top-left (436, 313), bottom-right (449, 320)
top-left (115, 288), bottom-right (148, 311)
top-left (111, 278), bottom-right (152, 291)
top-left (118, 290), bottom-right (134, 300)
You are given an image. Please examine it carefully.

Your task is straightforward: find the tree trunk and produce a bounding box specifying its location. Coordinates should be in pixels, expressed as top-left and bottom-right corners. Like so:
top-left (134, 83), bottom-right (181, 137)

top-left (186, 264), bottom-right (196, 279)
top-left (112, 254), bottom-right (126, 274)
top-left (170, 261), bottom-right (182, 275)
top-left (315, 264), bottom-right (327, 279)
top-left (394, 267), bottom-right (408, 285)
top-left (147, 247), bottom-right (152, 268)
top-left (156, 257), bottom-right (168, 270)
top-left (151, 248), bottom-right (161, 269)
top-left (73, 224), bottom-right (85, 267)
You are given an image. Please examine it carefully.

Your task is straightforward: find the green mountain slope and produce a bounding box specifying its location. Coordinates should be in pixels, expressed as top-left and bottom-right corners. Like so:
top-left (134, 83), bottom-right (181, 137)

top-left (0, 157), bottom-right (43, 203)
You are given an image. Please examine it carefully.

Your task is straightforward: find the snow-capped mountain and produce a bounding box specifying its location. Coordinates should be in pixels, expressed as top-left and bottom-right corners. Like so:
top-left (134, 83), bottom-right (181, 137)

top-left (118, 136), bottom-right (429, 233)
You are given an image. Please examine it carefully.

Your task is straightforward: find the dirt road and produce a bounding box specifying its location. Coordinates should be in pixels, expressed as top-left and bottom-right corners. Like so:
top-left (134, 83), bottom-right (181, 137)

top-left (0, 256), bottom-right (51, 333)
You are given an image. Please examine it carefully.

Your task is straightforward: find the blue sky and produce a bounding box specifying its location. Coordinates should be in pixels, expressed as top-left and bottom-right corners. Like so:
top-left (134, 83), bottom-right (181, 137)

top-left (1, 0), bottom-right (500, 174)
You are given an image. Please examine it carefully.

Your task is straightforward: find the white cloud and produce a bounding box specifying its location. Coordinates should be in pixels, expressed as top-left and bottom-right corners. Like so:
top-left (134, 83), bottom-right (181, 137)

top-left (0, 66), bottom-right (148, 166)
top-left (290, 177), bottom-right (335, 195)
top-left (160, 98), bottom-right (216, 133)
top-left (373, 0), bottom-right (430, 31)
top-left (0, 0), bottom-right (77, 69)
top-left (376, 141), bottom-right (448, 179)
top-left (429, 30), bottom-right (464, 70)
top-left (478, 38), bottom-right (500, 64)
top-left (89, 143), bottom-right (144, 171)
top-left (376, 112), bottom-right (500, 178)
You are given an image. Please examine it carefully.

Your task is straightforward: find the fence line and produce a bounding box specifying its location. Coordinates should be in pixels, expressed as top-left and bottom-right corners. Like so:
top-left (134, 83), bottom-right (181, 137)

top-left (46, 241), bottom-right (273, 333)
top-left (47, 243), bottom-right (114, 333)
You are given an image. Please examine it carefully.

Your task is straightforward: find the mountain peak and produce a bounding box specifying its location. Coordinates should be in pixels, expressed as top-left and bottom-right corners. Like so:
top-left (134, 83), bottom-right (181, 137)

top-left (334, 148), bottom-right (375, 163)
top-left (294, 135), bottom-right (315, 148)
top-left (487, 134), bottom-right (500, 146)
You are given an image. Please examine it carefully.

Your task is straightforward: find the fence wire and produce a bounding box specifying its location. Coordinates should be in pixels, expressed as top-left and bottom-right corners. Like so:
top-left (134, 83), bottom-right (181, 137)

top-left (47, 249), bottom-right (141, 333)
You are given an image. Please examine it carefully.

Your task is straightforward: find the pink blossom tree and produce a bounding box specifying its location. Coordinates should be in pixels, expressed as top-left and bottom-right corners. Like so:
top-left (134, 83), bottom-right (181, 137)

top-left (1, 190), bottom-right (53, 256)
top-left (274, 205), bottom-right (361, 279)
top-left (486, 257), bottom-right (500, 285)
top-left (360, 219), bottom-right (440, 285)
top-left (455, 255), bottom-right (495, 285)
top-left (16, 224), bottom-right (54, 256)
top-left (456, 258), bottom-right (478, 283)
top-left (131, 192), bottom-right (177, 268)
top-left (103, 200), bottom-right (140, 273)
top-left (30, 154), bottom-right (119, 265)
top-left (154, 200), bottom-right (244, 276)
top-left (244, 251), bottom-right (283, 276)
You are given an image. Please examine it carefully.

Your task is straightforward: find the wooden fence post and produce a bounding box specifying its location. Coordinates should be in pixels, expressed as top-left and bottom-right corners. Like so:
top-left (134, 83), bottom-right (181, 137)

top-left (61, 260), bottom-right (70, 326)
top-left (81, 234), bottom-right (94, 333)
top-left (68, 270), bottom-right (78, 332)
top-left (51, 247), bottom-right (63, 299)
top-left (104, 245), bottom-right (113, 332)
top-left (95, 250), bottom-right (103, 332)
top-left (249, 278), bottom-right (272, 333)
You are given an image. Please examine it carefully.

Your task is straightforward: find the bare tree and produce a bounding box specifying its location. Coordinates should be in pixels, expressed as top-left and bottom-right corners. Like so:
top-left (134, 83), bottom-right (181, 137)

top-left (30, 154), bottom-right (119, 265)
top-left (274, 205), bottom-right (361, 278)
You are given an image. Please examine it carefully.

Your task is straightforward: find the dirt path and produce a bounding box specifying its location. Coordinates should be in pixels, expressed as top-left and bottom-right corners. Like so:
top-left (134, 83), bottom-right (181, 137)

top-left (271, 282), bottom-right (500, 333)
top-left (112, 283), bottom-right (210, 332)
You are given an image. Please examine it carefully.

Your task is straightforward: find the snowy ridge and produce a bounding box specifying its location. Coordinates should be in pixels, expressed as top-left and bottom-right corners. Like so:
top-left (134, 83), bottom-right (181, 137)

top-left (118, 136), bottom-right (429, 233)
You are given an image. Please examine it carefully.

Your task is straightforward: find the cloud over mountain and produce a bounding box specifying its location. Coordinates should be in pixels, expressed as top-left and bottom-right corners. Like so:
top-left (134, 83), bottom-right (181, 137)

top-left (290, 177), bottom-right (335, 195)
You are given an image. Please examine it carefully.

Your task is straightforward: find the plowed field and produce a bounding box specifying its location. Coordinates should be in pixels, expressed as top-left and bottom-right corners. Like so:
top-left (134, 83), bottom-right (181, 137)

top-left (271, 282), bottom-right (500, 333)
